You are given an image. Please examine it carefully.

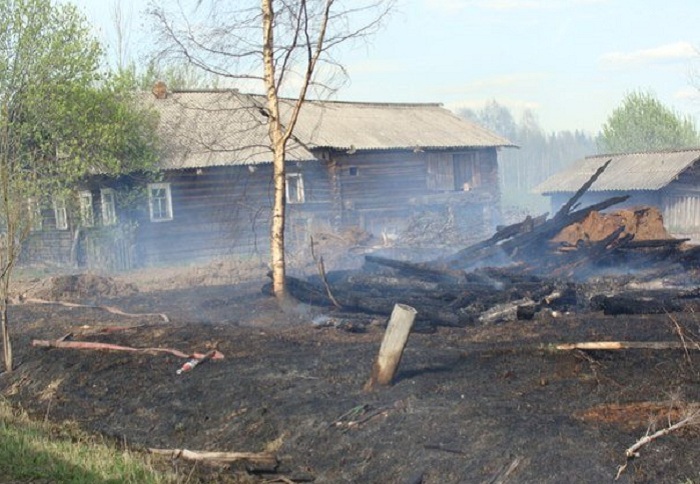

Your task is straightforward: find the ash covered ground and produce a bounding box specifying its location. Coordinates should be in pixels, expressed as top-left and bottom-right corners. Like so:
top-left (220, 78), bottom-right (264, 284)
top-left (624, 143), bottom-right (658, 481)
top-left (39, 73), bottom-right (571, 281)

top-left (2, 253), bottom-right (700, 484)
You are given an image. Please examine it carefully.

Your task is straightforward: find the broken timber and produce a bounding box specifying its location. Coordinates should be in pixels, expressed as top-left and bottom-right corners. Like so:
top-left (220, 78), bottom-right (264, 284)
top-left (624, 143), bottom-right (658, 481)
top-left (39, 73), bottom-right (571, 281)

top-left (149, 448), bottom-right (277, 469)
top-left (554, 341), bottom-right (700, 351)
top-left (279, 156), bottom-right (695, 329)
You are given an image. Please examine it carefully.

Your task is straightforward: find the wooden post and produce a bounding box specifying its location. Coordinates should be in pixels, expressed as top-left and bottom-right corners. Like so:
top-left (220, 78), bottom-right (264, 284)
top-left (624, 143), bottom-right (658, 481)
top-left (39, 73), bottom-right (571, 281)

top-left (365, 303), bottom-right (417, 390)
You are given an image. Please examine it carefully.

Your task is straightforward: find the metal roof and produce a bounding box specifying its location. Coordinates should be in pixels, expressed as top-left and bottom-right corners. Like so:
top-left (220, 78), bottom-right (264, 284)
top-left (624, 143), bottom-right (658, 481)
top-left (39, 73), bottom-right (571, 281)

top-left (533, 149), bottom-right (700, 194)
top-left (282, 97), bottom-right (514, 151)
top-left (149, 91), bottom-right (315, 170)
top-left (149, 90), bottom-right (514, 169)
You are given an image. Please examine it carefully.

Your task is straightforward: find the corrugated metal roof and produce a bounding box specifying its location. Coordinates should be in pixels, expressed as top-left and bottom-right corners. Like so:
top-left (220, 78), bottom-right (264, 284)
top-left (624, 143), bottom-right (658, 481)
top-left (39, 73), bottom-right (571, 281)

top-left (149, 90), bottom-right (514, 169)
top-left (149, 91), bottom-right (314, 170)
top-left (284, 98), bottom-right (514, 151)
top-left (533, 149), bottom-right (700, 194)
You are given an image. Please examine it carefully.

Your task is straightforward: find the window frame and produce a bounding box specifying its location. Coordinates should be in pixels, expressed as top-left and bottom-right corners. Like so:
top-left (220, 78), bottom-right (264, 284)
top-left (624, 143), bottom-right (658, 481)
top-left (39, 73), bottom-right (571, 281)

top-left (52, 197), bottom-right (68, 230)
top-left (148, 182), bottom-right (173, 222)
top-left (285, 173), bottom-right (305, 204)
top-left (78, 191), bottom-right (94, 227)
top-left (100, 188), bottom-right (117, 226)
top-left (27, 198), bottom-right (42, 231)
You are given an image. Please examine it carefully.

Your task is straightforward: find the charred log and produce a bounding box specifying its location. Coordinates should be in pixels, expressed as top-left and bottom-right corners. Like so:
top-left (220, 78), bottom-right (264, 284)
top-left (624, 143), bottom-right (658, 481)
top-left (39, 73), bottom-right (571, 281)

top-left (589, 291), bottom-right (700, 315)
top-left (553, 159), bottom-right (612, 221)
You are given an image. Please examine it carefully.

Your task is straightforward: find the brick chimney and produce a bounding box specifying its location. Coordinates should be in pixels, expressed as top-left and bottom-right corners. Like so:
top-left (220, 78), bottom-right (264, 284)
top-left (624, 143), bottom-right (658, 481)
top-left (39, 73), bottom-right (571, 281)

top-left (152, 81), bottom-right (168, 99)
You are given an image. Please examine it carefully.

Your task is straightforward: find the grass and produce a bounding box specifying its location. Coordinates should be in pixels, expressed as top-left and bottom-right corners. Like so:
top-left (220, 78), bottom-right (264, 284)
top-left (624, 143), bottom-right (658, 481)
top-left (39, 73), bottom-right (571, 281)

top-left (0, 397), bottom-right (180, 483)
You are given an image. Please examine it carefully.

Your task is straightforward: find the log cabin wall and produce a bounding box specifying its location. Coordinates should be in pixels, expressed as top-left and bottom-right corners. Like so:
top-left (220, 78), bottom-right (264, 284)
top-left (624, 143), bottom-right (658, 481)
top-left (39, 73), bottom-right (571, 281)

top-left (22, 187), bottom-right (143, 271)
top-left (22, 210), bottom-right (74, 266)
top-left (328, 147), bottom-right (501, 242)
top-left (132, 160), bottom-right (334, 267)
top-left (19, 148), bottom-right (503, 269)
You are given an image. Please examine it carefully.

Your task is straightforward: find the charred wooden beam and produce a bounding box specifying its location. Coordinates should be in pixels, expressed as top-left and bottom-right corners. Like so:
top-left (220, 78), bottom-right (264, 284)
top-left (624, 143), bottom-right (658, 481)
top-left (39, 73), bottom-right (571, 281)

top-left (620, 238), bottom-right (690, 249)
top-left (364, 255), bottom-right (466, 283)
top-left (439, 195), bottom-right (630, 270)
top-left (590, 293), bottom-right (683, 315)
top-left (449, 213), bottom-right (548, 262)
top-left (553, 158), bottom-right (612, 221)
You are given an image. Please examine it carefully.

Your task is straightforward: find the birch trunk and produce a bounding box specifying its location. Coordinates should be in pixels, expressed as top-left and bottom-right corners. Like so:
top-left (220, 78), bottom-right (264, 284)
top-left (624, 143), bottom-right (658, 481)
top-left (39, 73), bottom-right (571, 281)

top-left (262, 0), bottom-right (287, 300)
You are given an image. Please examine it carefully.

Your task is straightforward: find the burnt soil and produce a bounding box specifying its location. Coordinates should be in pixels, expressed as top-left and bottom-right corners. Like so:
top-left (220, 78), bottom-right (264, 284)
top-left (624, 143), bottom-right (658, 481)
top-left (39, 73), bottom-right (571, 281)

top-left (2, 264), bottom-right (700, 483)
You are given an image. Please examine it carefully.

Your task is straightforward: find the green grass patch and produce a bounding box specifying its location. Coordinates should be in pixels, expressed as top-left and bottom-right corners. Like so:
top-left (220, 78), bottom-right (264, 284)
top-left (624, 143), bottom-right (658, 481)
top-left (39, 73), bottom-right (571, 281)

top-left (0, 397), bottom-right (179, 483)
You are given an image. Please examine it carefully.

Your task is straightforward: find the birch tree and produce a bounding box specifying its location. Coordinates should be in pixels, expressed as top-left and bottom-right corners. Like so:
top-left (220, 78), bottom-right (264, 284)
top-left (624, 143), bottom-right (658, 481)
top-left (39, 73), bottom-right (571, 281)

top-left (149, 0), bottom-right (393, 300)
top-left (0, 0), bottom-right (159, 372)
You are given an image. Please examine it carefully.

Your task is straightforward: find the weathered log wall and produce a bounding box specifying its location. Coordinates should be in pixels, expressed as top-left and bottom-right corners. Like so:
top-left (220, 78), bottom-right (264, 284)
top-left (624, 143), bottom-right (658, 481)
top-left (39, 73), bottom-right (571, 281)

top-left (134, 161), bottom-right (335, 266)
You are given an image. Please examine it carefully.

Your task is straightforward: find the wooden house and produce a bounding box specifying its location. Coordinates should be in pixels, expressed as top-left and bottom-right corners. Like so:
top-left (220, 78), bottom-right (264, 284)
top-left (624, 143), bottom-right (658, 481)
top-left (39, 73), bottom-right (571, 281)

top-left (24, 89), bottom-right (513, 269)
top-left (534, 148), bottom-right (700, 242)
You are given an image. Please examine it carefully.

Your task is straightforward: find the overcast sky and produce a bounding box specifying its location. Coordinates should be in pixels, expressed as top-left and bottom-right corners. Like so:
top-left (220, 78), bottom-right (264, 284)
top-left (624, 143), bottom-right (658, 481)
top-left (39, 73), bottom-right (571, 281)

top-left (70, 0), bottom-right (700, 135)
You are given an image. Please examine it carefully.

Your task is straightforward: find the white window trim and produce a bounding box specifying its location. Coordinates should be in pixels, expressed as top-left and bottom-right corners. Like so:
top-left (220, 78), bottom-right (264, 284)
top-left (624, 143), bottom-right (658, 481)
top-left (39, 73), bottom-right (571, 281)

top-left (78, 191), bottom-right (94, 227)
top-left (285, 173), bottom-right (305, 204)
top-left (52, 198), bottom-right (68, 230)
top-left (148, 182), bottom-right (173, 222)
top-left (27, 198), bottom-right (42, 231)
top-left (100, 188), bottom-right (117, 226)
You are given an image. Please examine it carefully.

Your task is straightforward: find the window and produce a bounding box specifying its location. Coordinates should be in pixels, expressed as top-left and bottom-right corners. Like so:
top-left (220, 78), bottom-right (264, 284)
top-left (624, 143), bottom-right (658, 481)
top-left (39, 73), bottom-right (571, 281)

top-left (27, 198), bottom-right (42, 231)
top-left (52, 198), bottom-right (68, 230)
top-left (348, 166), bottom-right (359, 176)
top-left (100, 188), bottom-right (117, 226)
top-left (78, 191), bottom-right (94, 227)
top-left (426, 152), bottom-right (480, 191)
top-left (148, 183), bottom-right (173, 222)
top-left (285, 173), bottom-right (305, 204)
top-left (426, 153), bottom-right (454, 191)
top-left (453, 153), bottom-right (480, 190)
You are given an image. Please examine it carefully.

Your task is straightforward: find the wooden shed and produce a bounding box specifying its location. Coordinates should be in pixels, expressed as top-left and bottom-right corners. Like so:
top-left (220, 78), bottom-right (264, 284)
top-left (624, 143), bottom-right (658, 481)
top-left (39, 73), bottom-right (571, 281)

top-left (24, 89), bottom-right (514, 269)
top-left (534, 148), bottom-right (700, 242)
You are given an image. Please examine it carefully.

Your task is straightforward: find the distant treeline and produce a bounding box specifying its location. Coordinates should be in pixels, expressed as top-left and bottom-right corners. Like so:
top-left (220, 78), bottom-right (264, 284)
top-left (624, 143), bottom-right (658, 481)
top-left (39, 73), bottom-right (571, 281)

top-left (459, 101), bottom-right (598, 213)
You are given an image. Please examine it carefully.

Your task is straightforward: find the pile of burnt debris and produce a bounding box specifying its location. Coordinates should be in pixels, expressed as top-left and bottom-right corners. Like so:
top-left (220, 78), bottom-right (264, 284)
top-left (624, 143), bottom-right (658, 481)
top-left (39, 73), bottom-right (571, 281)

top-left (281, 160), bottom-right (700, 329)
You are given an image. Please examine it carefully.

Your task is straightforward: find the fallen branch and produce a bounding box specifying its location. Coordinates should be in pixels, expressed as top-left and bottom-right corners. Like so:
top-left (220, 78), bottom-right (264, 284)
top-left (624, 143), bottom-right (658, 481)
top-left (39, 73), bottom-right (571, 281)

top-left (31, 338), bottom-right (223, 360)
top-left (491, 455), bottom-right (524, 484)
top-left (553, 341), bottom-right (700, 351)
top-left (310, 236), bottom-right (342, 309)
top-left (331, 403), bottom-right (395, 431)
top-left (625, 411), bottom-right (700, 458)
top-left (19, 297), bottom-right (169, 322)
top-left (615, 409), bottom-right (700, 480)
top-left (149, 448), bottom-right (277, 467)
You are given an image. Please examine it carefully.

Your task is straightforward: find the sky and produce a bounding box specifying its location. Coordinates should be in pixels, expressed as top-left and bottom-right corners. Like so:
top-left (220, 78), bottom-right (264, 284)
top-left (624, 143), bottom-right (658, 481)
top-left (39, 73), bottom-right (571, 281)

top-left (69, 0), bottom-right (700, 134)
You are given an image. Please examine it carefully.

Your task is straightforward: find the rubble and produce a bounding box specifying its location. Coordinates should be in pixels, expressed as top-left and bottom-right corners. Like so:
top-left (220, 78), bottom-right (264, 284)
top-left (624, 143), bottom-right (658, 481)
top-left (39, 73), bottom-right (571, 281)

top-left (280, 161), bottom-right (700, 328)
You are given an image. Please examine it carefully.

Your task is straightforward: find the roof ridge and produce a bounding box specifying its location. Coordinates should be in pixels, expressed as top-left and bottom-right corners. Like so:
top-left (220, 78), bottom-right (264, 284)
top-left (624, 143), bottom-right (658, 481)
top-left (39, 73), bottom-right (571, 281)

top-left (588, 147), bottom-right (700, 158)
top-left (166, 89), bottom-right (444, 108)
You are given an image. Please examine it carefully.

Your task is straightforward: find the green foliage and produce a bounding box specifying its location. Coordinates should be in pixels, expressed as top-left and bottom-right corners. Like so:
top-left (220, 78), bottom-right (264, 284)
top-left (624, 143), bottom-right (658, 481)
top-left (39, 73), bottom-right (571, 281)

top-left (0, 0), bottom-right (160, 196)
top-left (0, 0), bottom-right (160, 371)
top-left (600, 91), bottom-right (700, 153)
top-left (0, 398), bottom-right (178, 483)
